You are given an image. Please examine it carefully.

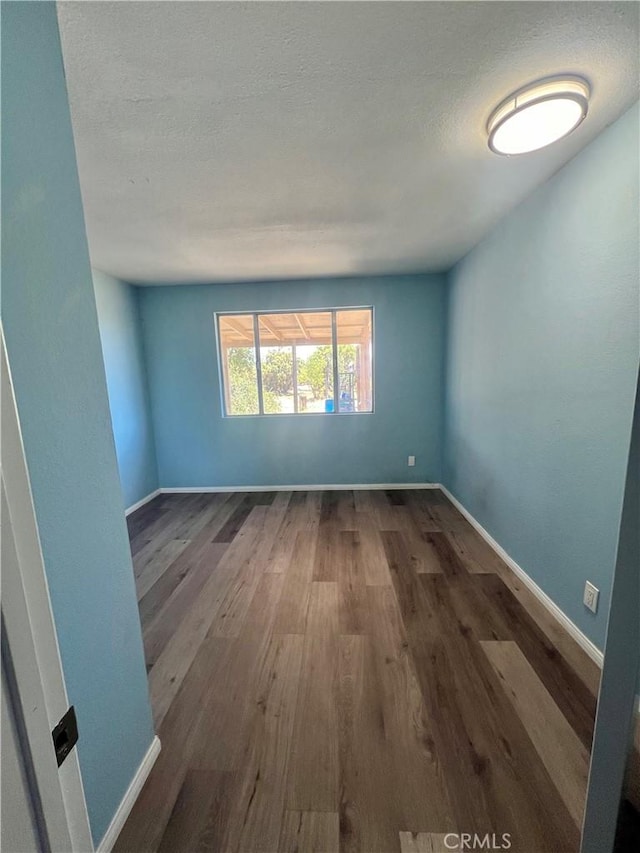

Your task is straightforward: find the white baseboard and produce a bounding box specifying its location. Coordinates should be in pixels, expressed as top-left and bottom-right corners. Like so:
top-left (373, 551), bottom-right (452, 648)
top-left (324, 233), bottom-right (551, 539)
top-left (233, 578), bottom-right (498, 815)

top-left (125, 489), bottom-right (161, 516)
top-left (439, 485), bottom-right (604, 668)
top-left (97, 736), bottom-right (161, 853)
top-left (160, 483), bottom-right (439, 493)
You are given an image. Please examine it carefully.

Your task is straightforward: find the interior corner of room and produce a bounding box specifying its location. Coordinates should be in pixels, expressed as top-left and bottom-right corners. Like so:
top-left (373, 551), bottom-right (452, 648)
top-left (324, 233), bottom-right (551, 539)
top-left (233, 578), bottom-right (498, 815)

top-left (2, 2), bottom-right (639, 853)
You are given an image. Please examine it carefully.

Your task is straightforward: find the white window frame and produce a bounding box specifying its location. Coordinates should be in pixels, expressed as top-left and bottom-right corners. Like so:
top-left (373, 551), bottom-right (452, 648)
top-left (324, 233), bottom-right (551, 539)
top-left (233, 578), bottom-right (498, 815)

top-left (215, 306), bottom-right (375, 418)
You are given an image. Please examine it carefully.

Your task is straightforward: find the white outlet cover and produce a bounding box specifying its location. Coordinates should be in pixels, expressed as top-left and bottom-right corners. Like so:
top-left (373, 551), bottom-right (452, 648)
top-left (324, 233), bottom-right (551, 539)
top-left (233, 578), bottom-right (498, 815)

top-left (408, 455), bottom-right (416, 467)
top-left (583, 581), bottom-right (599, 614)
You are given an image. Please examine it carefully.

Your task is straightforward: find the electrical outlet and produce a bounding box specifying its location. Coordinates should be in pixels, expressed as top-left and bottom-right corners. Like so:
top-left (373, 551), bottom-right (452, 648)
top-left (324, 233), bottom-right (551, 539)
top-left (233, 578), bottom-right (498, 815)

top-left (583, 581), bottom-right (599, 614)
top-left (408, 455), bottom-right (416, 467)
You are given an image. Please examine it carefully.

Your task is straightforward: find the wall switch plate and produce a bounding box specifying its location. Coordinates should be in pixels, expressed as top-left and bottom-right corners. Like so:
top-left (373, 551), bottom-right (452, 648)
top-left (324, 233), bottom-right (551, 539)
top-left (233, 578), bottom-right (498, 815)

top-left (583, 581), bottom-right (599, 614)
top-left (408, 455), bottom-right (416, 467)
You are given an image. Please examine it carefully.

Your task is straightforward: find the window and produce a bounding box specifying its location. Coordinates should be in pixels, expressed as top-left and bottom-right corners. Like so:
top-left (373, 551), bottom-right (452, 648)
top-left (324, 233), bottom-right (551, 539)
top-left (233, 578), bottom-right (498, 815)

top-left (216, 308), bottom-right (373, 416)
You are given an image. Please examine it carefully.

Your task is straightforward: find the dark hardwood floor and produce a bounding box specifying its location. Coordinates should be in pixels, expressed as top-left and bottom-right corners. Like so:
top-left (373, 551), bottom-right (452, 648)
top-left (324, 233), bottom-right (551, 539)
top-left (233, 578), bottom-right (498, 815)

top-left (115, 488), bottom-right (603, 853)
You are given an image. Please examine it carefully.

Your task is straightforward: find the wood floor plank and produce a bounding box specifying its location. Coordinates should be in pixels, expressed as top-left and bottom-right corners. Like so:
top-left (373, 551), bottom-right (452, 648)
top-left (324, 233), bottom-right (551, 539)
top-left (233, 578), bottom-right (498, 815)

top-left (180, 773), bottom-right (235, 852)
top-left (134, 486), bottom-right (244, 612)
top-left (171, 494), bottom-right (233, 539)
top-left (476, 574), bottom-right (597, 750)
top-left (492, 560), bottom-right (602, 697)
top-left (319, 489), bottom-right (340, 525)
top-left (273, 530), bottom-right (317, 633)
top-left (410, 533), bottom-right (446, 574)
top-left (190, 573), bottom-right (286, 773)
top-left (481, 640), bottom-right (589, 828)
top-left (143, 542), bottom-right (228, 668)
top-left (286, 582), bottom-right (339, 812)
top-left (353, 488), bottom-right (374, 512)
top-left (312, 525), bottom-right (339, 581)
top-left (113, 632), bottom-right (234, 852)
top-left (443, 570), bottom-right (524, 641)
top-left (380, 508), bottom-right (443, 574)
top-left (220, 633), bottom-right (304, 852)
top-left (306, 580), bottom-right (339, 634)
top-left (134, 494), bottom-right (220, 551)
top-left (420, 488), bottom-right (449, 506)
top-left (384, 532), bottom-right (580, 851)
top-left (118, 489), bottom-right (598, 853)
top-left (428, 501), bottom-right (476, 535)
top-left (337, 489), bottom-right (358, 529)
top-left (147, 522), bottom-right (266, 727)
top-left (271, 490), bottom-right (292, 509)
top-left (365, 586), bottom-right (454, 832)
top-left (263, 506), bottom-right (299, 574)
top-left (147, 584), bottom-right (227, 728)
top-left (355, 512), bottom-right (392, 586)
top-left (126, 498), bottom-right (167, 540)
top-left (446, 528), bottom-right (505, 574)
top-left (434, 571), bottom-right (597, 759)
top-left (128, 498), bottom-right (192, 554)
top-left (337, 531), bottom-right (368, 634)
top-left (137, 526), bottom-right (223, 628)
top-left (135, 537), bottom-right (191, 600)
top-left (288, 490), bottom-right (308, 507)
top-left (400, 490), bottom-right (442, 532)
top-left (425, 531), bottom-right (467, 576)
top-left (290, 488), bottom-right (322, 518)
top-left (213, 500), bottom-right (254, 543)
top-left (386, 489), bottom-right (406, 506)
top-left (337, 619), bottom-right (442, 853)
top-left (279, 810), bottom-right (339, 852)
top-left (197, 491), bottom-right (252, 540)
top-left (248, 506), bottom-right (289, 571)
top-left (209, 506), bottom-right (273, 637)
top-left (378, 505), bottom-right (409, 530)
top-left (337, 633), bottom-right (396, 853)
top-left (156, 492), bottom-right (193, 509)
top-left (244, 490), bottom-right (276, 506)
top-left (290, 506), bottom-right (322, 534)
top-left (157, 770), bottom-right (230, 853)
top-left (430, 504), bottom-right (601, 701)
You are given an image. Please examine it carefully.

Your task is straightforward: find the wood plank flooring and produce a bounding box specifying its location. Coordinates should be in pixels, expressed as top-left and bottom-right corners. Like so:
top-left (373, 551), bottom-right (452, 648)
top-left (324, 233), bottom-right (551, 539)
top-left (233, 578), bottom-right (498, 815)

top-left (115, 489), bottom-right (602, 853)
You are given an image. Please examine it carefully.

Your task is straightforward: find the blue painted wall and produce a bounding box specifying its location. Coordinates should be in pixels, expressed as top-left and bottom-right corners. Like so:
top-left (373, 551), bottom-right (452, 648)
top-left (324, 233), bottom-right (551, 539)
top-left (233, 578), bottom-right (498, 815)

top-left (444, 103), bottom-right (640, 650)
top-left (139, 275), bottom-right (446, 487)
top-left (94, 271), bottom-right (159, 509)
top-left (1, 4), bottom-right (155, 844)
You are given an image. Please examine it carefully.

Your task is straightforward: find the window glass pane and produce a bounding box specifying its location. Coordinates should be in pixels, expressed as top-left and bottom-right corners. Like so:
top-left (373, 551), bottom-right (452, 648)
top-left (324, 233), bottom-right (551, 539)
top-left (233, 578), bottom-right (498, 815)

top-left (258, 314), bottom-right (295, 414)
top-left (258, 312), bottom-right (334, 414)
top-left (294, 312), bottom-right (334, 413)
top-left (218, 315), bottom-right (259, 415)
top-left (336, 309), bottom-right (373, 412)
top-left (218, 309), bottom-right (371, 417)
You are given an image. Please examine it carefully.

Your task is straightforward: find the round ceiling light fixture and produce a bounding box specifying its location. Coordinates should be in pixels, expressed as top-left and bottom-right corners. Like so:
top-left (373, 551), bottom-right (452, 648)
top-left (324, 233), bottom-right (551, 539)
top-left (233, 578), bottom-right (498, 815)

top-left (487, 76), bottom-right (590, 155)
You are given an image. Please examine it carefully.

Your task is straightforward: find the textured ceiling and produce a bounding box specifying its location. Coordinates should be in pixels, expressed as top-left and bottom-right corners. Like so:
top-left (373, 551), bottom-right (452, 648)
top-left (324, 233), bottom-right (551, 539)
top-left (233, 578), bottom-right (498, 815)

top-left (57, 1), bottom-right (639, 284)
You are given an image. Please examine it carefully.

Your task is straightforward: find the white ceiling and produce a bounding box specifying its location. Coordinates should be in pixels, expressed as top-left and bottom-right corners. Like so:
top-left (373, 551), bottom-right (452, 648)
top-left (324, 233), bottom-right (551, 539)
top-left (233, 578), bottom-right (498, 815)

top-left (58, 1), bottom-right (639, 285)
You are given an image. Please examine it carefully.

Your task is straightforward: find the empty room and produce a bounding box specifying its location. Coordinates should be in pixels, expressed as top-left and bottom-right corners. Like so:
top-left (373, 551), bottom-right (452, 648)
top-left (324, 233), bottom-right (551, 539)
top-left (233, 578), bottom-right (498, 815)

top-left (2, 2), bottom-right (639, 853)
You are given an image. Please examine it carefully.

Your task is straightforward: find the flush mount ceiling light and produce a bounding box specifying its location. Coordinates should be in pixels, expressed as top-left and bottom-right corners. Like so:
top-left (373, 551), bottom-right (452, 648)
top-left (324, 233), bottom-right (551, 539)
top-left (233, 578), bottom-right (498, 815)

top-left (487, 76), bottom-right (590, 155)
